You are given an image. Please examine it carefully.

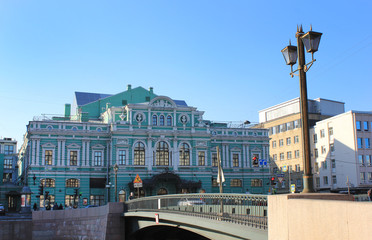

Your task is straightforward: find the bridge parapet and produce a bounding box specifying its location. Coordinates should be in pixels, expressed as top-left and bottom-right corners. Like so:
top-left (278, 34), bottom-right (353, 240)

top-left (126, 193), bottom-right (268, 230)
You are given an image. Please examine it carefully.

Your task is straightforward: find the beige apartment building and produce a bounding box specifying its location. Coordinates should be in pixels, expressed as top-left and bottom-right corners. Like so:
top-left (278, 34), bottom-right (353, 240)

top-left (256, 98), bottom-right (344, 193)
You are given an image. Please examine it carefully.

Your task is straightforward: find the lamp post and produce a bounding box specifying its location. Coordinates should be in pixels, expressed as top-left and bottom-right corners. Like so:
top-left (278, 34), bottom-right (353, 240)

top-left (281, 25), bottom-right (322, 193)
top-left (113, 163), bottom-right (119, 202)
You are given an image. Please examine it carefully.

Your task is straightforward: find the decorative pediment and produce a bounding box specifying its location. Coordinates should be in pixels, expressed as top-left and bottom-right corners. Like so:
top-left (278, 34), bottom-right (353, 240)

top-left (231, 147), bottom-right (241, 152)
top-left (196, 141), bottom-right (208, 147)
top-left (67, 143), bottom-right (81, 149)
top-left (91, 144), bottom-right (105, 149)
top-left (41, 143), bottom-right (56, 148)
top-left (149, 96), bottom-right (176, 108)
top-left (251, 147), bottom-right (261, 152)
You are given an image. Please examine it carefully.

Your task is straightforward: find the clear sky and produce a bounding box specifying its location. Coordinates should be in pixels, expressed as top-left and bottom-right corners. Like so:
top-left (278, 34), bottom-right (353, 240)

top-left (1, 1), bottom-right (371, 147)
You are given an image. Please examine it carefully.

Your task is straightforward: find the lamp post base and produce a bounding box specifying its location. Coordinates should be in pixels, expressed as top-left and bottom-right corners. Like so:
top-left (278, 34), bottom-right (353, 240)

top-left (301, 175), bottom-right (315, 193)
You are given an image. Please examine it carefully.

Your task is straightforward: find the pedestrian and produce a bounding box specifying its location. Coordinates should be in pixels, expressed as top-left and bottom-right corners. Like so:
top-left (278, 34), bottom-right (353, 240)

top-left (368, 189), bottom-right (371, 201)
top-left (33, 203), bottom-right (38, 211)
top-left (245, 189), bottom-right (250, 194)
top-left (58, 204), bottom-right (63, 210)
top-left (129, 192), bottom-right (134, 200)
top-left (53, 202), bottom-right (58, 210)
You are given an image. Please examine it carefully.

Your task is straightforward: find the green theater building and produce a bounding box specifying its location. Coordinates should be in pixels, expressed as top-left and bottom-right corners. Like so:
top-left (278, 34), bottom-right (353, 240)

top-left (18, 85), bottom-right (270, 208)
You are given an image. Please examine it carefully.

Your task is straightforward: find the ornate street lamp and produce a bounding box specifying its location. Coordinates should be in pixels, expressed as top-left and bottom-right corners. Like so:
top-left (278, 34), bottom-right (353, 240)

top-left (113, 164), bottom-right (119, 202)
top-left (281, 25), bottom-right (322, 193)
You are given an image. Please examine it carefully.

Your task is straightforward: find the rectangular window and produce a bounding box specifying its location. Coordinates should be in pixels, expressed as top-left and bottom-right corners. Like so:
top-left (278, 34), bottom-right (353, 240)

top-left (287, 151), bottom-right (292, 160)
top-left (70, 151), bottom-right (78, 166)
top-left (118, 150), bottom-right (126, 165)
top-left (294, 150), bottom-right (300, 158)
top-left (313, 134), bottom-right (318, 143)
top-left (315, 162), bottom-right (319, 172)
top-left (322, 160), bottom-right (328, 169)
top-left (212, 153), bottom-right (218, 167)
top-left (356, 121), bottom-right (361, 131)
top-left (323, 176), bottom-right (328, 185)
top-left (89, 195), bottom-right (104, 206)
top-left (330, 144), bottom-right (335, 153)
top-left (358, 138), bottom-right (363, 148)
top-left (366, 155), bottom-right (372, 166)
top-left (45, 150), bottom-right (53, 165)
top-left (273, 154), bottom-right (277, 161)
top-left (4, 159), bottom-right (12, 169)
top-left (360, 172), bottom-right (365, 182)
top-left (329, 127), bottom-right (333, 136)
top-left (272, 141), bottom-right (277, 148)
top-left (230, 179), bottom-right (242, 187)
top-left (359, 155), bottom-right (364, 166)
top-left (365, 138), bottom-right (370, 148)
top-left (280, 124), bottom-right (286, 132)
top-left (3, 173), bottom-right (12, 182)
top-left (365, 121), bottom-right (369, 131)
top-left (332, 175), bottom-right (337, 184)
top-left (280, 153), bottom-right (284, 160)
top-left (94, 151), bottom-right (102, 166)
top-left (250, 179), bottom-right (262, 187)
top-left (314, 149), bottom-right (318, 158)
top-left (316, 177), bottom-right (320, 188)
top-left (320, 129), bottom-right (325, 138)
top-left (368, 172), bottom-right (372, 181)
top-left (198, 151), bottom-right (205, 166)
top-left (294, 120), bottom-right (299, 128)
top-left (279, 139), bottom-right (284, 147)
top-left (321, 146), bottom-right (326, 154)
top-left (286, 137), bottom-right (291, 145)
top-left (294, 135), bottom-right (299, 144)
top-left (331, 159), bottom-right (336, 169)
top-left (295, 164), bottom-right (300, 172)
top-left (4, 145), bottom-right (14, 155)
top-left (233, 154), bottom-right (239, 167)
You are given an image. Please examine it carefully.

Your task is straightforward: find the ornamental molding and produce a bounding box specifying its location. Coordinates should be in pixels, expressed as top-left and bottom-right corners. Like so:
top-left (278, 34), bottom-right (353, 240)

top-left (41, 143), bottom-right (56, 148)
top-left (149, 96), bottom-right (176, 108)
top-left (91, 144), bottom-right (105, 149)
top-left (116, 139), bottom-right (129, 146)
top-left (231, 147), bottom-right (241, 152)
top-left (66, 143), bottom-right (81, 149)
top-left (196, 141), bottom-right (208, 147)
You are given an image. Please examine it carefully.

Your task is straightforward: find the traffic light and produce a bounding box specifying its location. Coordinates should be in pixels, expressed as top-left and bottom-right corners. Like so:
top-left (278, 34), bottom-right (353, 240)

top-left (271, 177), bottom-right (276, 185)
top-left (252, 156), bottom-right (259, 166)
top-left (38, 184), bottom-right (44, 196)
top-left (45, 191), bottom-right (49, 200)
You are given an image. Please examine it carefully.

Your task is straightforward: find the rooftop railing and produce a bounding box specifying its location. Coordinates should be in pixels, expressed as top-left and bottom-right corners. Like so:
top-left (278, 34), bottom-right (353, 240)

top-left (126, 193), bottom-right (268, 229)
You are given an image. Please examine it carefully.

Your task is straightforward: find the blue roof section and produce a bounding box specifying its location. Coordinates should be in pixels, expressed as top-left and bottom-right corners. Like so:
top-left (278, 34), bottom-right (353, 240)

top-left (75, 92), bottom-right (113, 106)
top-left (173, 100), bottom-right (188, 107)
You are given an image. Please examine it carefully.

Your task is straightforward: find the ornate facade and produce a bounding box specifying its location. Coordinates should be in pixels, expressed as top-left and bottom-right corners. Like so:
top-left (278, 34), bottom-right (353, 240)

top-left (18, 85), bottom-right (270, 207)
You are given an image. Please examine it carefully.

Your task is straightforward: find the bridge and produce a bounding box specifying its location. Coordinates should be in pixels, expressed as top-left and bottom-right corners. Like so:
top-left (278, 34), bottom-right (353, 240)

top-left (124, 193), bottom-right (268, 240)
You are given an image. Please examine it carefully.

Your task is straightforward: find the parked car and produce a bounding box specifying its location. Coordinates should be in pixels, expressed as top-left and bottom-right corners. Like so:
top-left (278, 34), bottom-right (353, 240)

top-left (177, 198), bottom-right (205, 206)
top-left (0, 204), bottom-right (5, 215)
top-left (85, 205), bottom-right (98, 208)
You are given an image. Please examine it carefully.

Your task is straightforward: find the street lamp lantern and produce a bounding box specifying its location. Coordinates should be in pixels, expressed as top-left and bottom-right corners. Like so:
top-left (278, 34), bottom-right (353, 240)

top-left (301, 30), bottom-right (322, 54)
top-left (281, 42), bottom-right (298, 66)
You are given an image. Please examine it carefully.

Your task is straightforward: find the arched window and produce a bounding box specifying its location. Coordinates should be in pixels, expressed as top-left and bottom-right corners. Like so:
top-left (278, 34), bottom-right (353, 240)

top-left (152, 115), bottom-right (158, 126)
top-left (66, 178), bottom-right (80, 188)
top-left (160, 115), bottom-right (165, 126)
top-left (179, 143), bottom-right (190, 166)
top-left (167, 115), bottom-right (172, 126)
top-left (156, 141), bottom-right (169, 166)
top-left (134, 142), bottom-right (145, 165)
top-left (41, 178), bottom-right (55, 187)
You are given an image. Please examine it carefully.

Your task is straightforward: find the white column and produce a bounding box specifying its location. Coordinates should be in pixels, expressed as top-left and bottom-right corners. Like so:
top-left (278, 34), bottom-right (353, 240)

top-left (243, 145), bottom-right (246, 168)
top-left (36, 140), bottom-right (40, 166)
top-left (61, 141), bottom-right (65, 166)
top-left (57, 141), bottom-right (61, 166)
top-left (82, 141), bottom-right (86, 167)
top-left (173, 139), bottom-right (178, 170)
top-left (86, 141), bottom-right (90, 166)
top-left (32, 140), bottom-right (36, 165)
top-left (147, 138), bottom-right (152, 170)
top-left (129, 110), bottom-right (132, 125)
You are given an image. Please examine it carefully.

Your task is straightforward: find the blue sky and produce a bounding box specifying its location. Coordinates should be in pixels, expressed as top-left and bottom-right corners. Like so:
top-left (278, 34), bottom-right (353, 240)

top-left (1, 1), bottom-right (371, 147)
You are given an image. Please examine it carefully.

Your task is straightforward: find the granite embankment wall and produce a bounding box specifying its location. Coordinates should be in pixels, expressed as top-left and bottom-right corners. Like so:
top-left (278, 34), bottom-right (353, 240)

top-left (32, 202), bottom-right (125, 240)
top-left (0, 219), bottom-right (32, 240)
